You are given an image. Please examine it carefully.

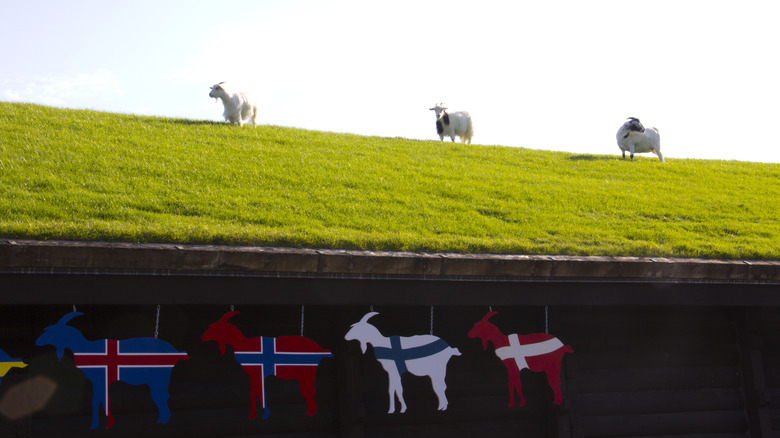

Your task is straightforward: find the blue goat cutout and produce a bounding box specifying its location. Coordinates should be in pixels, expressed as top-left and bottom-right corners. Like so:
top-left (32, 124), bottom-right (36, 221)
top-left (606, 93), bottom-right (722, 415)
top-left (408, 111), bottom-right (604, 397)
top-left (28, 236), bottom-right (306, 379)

top-left (35, 312), bottom-right (189, 429)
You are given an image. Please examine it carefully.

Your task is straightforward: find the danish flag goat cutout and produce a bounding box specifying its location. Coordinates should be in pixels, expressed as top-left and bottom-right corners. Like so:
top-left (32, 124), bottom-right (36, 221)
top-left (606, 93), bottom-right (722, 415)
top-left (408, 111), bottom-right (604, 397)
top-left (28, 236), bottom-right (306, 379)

top-left (468, 311), bottom-right (573, 407)
top-left (35, 312), bottom-right (189, 429)
top-left (344, 311), bottom-right (461, 414)
top-left (201, 311), bottom-right (332, 419)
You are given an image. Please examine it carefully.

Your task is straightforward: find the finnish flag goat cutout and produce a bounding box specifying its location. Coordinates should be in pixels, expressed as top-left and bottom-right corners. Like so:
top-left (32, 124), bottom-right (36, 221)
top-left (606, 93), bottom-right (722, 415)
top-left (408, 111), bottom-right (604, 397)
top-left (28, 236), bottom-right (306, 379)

top-left (468, 311), bottom-right (573, 407)
top-left (344, 311), bottom-right (461, 413)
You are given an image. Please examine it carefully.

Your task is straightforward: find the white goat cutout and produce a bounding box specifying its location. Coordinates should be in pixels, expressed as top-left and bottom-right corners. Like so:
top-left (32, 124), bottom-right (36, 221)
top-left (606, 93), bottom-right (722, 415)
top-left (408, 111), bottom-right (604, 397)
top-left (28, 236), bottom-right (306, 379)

top-left (344, 312), bottom-right (461, 414)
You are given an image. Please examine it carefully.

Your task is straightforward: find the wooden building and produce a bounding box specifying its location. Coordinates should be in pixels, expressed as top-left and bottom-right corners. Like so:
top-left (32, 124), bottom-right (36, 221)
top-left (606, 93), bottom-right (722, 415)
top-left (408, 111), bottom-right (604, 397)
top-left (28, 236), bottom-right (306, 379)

top-left (1, 239), bottom-right (780, 437)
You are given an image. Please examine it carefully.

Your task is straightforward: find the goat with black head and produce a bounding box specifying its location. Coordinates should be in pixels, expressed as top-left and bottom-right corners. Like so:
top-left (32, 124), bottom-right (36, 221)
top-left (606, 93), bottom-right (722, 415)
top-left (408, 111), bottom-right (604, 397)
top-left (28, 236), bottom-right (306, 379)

top-left (616, 117), bottom-right (664, 162)
top-left (429, 103), bottom-right (473, 144)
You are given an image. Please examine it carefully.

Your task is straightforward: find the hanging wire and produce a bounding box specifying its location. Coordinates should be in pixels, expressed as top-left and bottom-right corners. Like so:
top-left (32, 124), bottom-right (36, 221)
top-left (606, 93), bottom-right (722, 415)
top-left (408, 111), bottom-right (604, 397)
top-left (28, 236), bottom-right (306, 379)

top-left (300, 305), bottom-right (305, 337)
top-left (154, 304), bottom-right (161, 339)
top-left (430, 305), bottom-right (434, 335)
top-left (545, 305), bottom-right (549, 334)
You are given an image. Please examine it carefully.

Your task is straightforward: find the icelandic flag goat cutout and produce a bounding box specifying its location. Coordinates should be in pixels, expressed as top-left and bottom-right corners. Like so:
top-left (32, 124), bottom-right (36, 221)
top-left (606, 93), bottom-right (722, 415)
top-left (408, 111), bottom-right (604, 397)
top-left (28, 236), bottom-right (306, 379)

top-left (35, 312), bottom-right (189, 429)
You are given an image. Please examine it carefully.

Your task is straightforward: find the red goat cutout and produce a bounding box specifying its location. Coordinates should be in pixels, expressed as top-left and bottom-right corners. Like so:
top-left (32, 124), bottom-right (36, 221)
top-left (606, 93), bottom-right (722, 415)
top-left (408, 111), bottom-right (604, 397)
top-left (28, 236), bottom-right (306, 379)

top-left (468, 311), bottom-right (573, 406)
top-left (201, 311), bottom-right (332, 419)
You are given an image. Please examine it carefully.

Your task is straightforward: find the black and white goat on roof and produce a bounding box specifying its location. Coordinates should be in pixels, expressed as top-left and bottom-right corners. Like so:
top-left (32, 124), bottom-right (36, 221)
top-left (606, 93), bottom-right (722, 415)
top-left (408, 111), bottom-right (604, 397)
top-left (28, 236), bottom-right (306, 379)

top-left (429, 103), bottom-right (474, 144)
top-left (616, 117), bottom-right (664, 162)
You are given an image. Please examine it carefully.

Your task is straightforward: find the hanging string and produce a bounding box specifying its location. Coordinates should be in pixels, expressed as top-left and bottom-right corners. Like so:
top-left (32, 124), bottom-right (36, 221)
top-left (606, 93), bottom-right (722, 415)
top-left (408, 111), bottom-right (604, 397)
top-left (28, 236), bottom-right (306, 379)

top-left (430, 305), bottom-right (434, 335)
top-left (154, 305), bottom-right (161, 339)
top-left (545, 305), bottom-right (549, 334)
top-left (300, 305), bottom-right (305, 337)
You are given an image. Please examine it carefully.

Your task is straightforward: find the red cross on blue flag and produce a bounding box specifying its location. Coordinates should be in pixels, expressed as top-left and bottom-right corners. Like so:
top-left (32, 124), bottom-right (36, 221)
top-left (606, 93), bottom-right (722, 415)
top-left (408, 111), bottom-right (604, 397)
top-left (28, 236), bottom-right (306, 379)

top-left (233, 336), bottom-right (333, 418)
top-left (72, 338), bottom-right (189, 427)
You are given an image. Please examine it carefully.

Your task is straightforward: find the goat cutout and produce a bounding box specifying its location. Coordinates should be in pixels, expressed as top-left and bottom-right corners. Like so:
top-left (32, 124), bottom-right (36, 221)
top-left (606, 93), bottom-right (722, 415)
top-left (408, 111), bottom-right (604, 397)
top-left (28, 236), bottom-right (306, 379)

top-left (0, 349), bottom-right (26, 384)
top-left (35, 312), bottom-right (190, 429)
top-left (468, 311), bottom-right (572, 407)
top-left (344, 311), bottom-right (461, 414)
top-left (201, 311), bottom-right (332, 419)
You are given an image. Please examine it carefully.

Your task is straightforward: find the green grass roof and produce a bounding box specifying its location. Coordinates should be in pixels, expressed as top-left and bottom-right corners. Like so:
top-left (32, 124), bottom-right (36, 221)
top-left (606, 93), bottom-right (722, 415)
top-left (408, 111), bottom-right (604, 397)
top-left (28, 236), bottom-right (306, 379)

top-left (2, 102), bottom-right (779, 260)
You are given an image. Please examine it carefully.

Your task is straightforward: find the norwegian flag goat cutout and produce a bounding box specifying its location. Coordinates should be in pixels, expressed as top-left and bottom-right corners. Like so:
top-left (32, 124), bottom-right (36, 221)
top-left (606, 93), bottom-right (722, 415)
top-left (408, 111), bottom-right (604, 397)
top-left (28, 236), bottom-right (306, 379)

top-left (201, 311), bottom-right (332, 419)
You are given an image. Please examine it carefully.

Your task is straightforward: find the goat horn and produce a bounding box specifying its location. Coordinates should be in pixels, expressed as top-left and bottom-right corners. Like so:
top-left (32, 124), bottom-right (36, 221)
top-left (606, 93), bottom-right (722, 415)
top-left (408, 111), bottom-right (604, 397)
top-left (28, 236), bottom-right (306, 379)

top-left (359, 311), bottom-right (379, 324)
top-left (218, 310), bottom-right (240, 323)
top-left (55, 311), bottom-right (84, 326)
top-left (481, 311), bottom-right (498, 322)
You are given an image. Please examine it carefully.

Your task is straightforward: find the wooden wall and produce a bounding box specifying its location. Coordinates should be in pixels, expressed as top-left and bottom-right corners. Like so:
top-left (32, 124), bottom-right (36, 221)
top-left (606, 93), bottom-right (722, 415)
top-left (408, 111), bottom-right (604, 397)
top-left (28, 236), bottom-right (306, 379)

top-left (1, 271), bottom-right (779, 437)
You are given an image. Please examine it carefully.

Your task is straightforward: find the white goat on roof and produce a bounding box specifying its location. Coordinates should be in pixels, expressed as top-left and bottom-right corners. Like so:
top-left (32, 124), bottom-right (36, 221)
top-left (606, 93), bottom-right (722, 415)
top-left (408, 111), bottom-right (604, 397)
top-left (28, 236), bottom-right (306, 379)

top-left (209, 82), bottom-right (258, 127)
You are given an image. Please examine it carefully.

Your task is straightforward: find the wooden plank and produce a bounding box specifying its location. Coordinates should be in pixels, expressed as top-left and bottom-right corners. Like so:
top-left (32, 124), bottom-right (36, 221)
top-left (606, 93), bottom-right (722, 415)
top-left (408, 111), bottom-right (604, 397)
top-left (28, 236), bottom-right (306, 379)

top-left (4, 240), bottom-right (780, 283)
top-left (578, 388), bottom-right (744, 416)
top-left (338, 344), bottom-right (364, 438)
top-left (365, 418), bottom-right (548, 438)
top-left (577, 366), bottom-right (741, 393)
top-left (627, 434), bottom-right (747, 438)
top-left (580, 411), bottom-right (747, 436)
top-left (2, 271), bottom-right (780, 307)
top-left (574, 346), bottom-right (739, 369)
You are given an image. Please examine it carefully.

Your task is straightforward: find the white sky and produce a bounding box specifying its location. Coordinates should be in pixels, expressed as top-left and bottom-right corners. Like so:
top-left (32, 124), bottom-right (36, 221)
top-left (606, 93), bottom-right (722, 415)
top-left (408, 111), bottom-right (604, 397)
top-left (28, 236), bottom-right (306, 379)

top-left (2, 1), bottom-right (779, 162)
